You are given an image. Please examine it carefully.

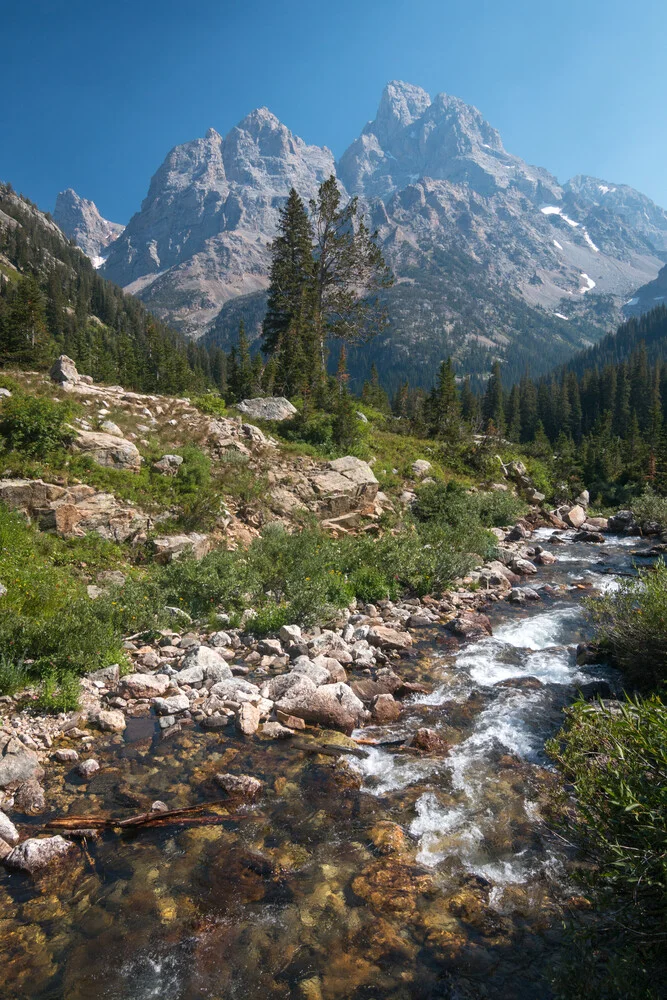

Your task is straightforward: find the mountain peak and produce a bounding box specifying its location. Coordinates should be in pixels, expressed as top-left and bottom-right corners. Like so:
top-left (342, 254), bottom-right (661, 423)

top-left (375, 81), bottom-right (431, 137)
top-left (234, 106), bottom-right (284, 134)
top-left (54, 188), bottom-right (123, 263)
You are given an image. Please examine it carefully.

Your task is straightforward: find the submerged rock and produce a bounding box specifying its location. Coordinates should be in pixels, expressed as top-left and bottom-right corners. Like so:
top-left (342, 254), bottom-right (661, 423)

top-left (4, 835), bottom-right (74, 873)
top-left (215, 773), bottom-right (263, 800)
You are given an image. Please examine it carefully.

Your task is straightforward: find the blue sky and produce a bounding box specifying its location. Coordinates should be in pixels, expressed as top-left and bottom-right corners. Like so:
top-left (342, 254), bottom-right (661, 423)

top-left (3, 0), bottom-right (666, 222)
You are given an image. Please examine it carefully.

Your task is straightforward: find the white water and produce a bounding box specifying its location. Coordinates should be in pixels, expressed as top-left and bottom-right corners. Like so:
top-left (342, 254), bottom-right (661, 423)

top-left (352, 533), bottom-right (641, 889)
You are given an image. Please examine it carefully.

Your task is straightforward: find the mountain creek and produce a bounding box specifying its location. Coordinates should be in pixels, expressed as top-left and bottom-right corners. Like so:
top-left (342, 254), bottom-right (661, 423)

top-left (0, 528), bottom-right (653, 1000)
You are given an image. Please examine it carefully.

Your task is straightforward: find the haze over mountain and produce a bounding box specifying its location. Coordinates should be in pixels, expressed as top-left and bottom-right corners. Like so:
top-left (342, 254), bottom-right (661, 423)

top-left (56, 81), bottom-right (667, 386)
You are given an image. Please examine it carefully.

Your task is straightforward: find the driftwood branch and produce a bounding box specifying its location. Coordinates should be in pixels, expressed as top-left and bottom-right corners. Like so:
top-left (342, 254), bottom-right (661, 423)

top-left (43, 799), bottom-right (245, 835)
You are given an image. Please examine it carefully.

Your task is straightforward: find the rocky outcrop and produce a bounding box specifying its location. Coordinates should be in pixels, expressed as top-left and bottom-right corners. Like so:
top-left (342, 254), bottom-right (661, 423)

top-left (72, 429), bottom-right (142, 471)
top-left (312, 456), bottom-right (379, 517)
top-left (237, 397), bottom-right (297, 421)
top-left (0, 478), bottom-right (151, 542)
top-left (152, 533), bottom-right (211, 563)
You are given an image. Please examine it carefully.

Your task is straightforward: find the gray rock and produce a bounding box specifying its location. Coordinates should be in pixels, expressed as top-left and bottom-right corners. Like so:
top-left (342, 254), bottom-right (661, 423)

top-left (73, 430), bottom-right (142, 472)
top-left (290, 658), bottom-right (331, 686)
top-left (152, 694), bottom-right (190, 715)
top-left (0, 742), bottom-right (44, 790)
top-left (50, 354), bottom-right (80, 385)
top-left (100, 420), bottom-right (123, 436)
top-left (0, 809), bottom-right (19, 846)
top-left (209, 678), bottom-right (260, 703)
top-left (279, 624), bottom-right (302, 644)
top-left (88, 709), bottom-right (126, 732)
top-left (236, 702), bottom-right (260, 735)
top-left (237, 397), bottom-right (297, 421)
top-left (276, 681), bottom-right (365, 735)
top-left (411, 459), bottom-right (432, 477)
top-left (152, 533), bottom-right (210, 563)
top-left (120, 673), bottom-right (170, 698)
top-left (52, 749), bottom-right (79, 763)
top-left (153, 454), bottom-right (184, 475)
top-left (564, 505), bottom-right (587, 529)
top-left (4, 835), bottom-right (75, 873)
top-left (180, 645), bottom-right (232, 680)
top-left (77, 759), bottom-right (100, 779)
top-left (54, 189), bottom-right (123, 260)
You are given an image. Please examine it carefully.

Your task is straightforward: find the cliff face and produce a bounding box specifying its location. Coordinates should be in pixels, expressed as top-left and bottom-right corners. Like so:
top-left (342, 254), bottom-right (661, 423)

top-left (53, 189), bottom-right (124, 265)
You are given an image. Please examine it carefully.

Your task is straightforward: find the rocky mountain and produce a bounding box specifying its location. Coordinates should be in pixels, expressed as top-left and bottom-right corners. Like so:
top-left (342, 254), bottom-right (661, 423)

top-left (101, 110), bottom-right (334, 335)
top-left (53, 189), bottom-right (124, 266)
top-left (66, 81), bottom-right (667, 386)
top-left (623, 262), bottom-right (667, 318)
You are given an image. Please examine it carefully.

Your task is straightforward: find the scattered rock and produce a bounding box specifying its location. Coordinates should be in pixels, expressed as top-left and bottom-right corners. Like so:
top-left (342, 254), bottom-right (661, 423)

top-left (4, 835), bottom-right (75, 873)
top-left (88, 709), bottom-right (126, 732)
top-left (368, 626), bottom-right (413, 651)
top-left (215, 773), bottom-right (263, 800)
top-left (371, 693), bottom-right (401, 723)
top-left (236, 702), bottom-right (260, 735)
top-left (412, 728), bottom-right (448, 753)
top-left (411, 460), bottom-right (432, 477)
top-left (77, 759), bottom-right (100, 779)
top-left (0, 809), bottom-right (19, 846)
top-left (444, 613), bottom-right (492, 641)
top-left (119, 673), bottom-right (170, 699)
top-left (153, 454), bottom-right (184, 475)
top-left (152, 533), bottom-right (211, 563)
top-left (50, 355), bottom-right (80, 385)
top-left (52, 748), bottom-right (79, 763)
top-left (277, 681), bottom-right (365, 735)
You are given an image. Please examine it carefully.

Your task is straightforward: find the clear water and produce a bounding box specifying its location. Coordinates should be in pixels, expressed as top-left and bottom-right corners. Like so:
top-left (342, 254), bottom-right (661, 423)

top-left (0, 532), bottom-right (650, 999)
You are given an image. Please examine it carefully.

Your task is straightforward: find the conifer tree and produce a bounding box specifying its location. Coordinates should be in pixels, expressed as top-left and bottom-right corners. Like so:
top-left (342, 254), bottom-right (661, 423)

top-left (482, 361), bottom-right (505, 435)
top-left (262, 189), bottom-right (314, 357)
top-left (430, 357), bottom-right (460, 439)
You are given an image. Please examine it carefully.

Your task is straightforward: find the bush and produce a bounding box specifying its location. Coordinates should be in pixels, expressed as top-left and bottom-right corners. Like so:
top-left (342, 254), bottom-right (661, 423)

top-left (0, 395), bottom-right (77, 457)
top-left (348, 565), bottom-right (398, 603)
top-left (36, 671), bottom-right (81, 713)
top-left (414, 480), bottom-right (526, 529)
top-left (547, 695), bottom-right (667, 997)
top-left (193, 393), bottom-right (227, 417)
top-left (0, 653), bottom-right (29, 695)
top-left (632, 486), bottom-right (667, 529)
top-left (585, 560), bottom-right (667, 688)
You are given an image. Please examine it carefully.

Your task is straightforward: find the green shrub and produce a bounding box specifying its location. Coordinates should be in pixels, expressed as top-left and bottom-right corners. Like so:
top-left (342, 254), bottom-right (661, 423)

top-left (348, 565), bottom-right (397, 603)
top-left (0, 653), bottom-right (30, 695)
top-left (547, 695), bottom-right (667, 997)
top-left (585, 560), bottom-right (667, 688)
top-left (475, 489), bottom-right (527, 527)
top-left (193, 393), bottom-right (227, 417)
top-left (0, 374), bottom-right (21, 393)
top-left (414, 480), bottom-right (526, 530)
top-left (36, 671), bottom-right (81, 713)
top-left (0, 395), bottom-right (77, 457)
top-left (632, 486), bottom-right (667, 529)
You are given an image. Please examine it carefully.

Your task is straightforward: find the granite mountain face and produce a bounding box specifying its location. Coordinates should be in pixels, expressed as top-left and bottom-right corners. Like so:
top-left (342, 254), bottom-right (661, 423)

top-left (53, 189), bottom-right (124, 265)
top-left (100, 110), bottom-right (334, 336)
top-left (56, 82), bottom-right (667, 385)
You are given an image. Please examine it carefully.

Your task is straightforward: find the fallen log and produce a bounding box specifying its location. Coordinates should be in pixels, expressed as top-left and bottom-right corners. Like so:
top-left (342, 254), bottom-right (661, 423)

top-left (44, 799), bottom-right (240, 834)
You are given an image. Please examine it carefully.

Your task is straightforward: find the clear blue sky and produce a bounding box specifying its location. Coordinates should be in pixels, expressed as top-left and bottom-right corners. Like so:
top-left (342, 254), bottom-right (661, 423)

top-left (3, 0), bottom-right (666, 223)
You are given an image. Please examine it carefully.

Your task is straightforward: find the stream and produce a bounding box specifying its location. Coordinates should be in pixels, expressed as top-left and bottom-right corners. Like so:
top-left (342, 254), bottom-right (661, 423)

top-left (0, 530), bottom-right (650, 999)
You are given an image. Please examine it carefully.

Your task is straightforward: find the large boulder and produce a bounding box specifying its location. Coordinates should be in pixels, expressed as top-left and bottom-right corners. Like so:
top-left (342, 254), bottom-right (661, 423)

top-left (0, 810), bottom-right (19, 846)
top-left (119, 673), bottom-right (170, 698)
top-left (4, 836), bottom-right (74, 873)
top-left (237, 397), bottom-right (297, 421)
top-left (180, 646), bottom-right (232, 681)
top-left (368, 626), bottom-right (413, 651)
top-left (0, 733), bottom-right (44, 790)
top-left (444, 613), bottom-right (493, 641)
top-left (311, 456), bottom-right (379, 516)
top-left (152, 533), bottom-right (211, 564)
top-left (50, 355), bottom-right (80, 385)
top-left (564, 505), bottom-right (587, 529)
top-left (73, 430), bottom-right (142, 472)
top-left (276, 681), bottom-right (365, 735)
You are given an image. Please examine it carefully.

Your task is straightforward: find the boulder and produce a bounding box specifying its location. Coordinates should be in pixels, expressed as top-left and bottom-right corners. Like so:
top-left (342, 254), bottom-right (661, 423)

top-left (119, 673), bottom-right (170, 699)
top-left (368, 626), bottom-right (413, 651)
top-left (445, 612), bottom-right (493, 640)
top-left (152, 454), bottom-right (184, 475)
top-left (564, 505), bottom-right (587, 529)
top-left (100, 419), bottom-right (123, 436)
top-left (0, 736), bottom-right (44, 790)
top-left (50, 355), bottom-right (80, 385)
top-left (535, 550), bottom-right (557, 565)
top-left (574, 530), bottom-right (606, 543)
top-left (261, 721), bottom-right (294, 739)
top-left (88, 709), bottom-right (126, 732)
top-left (266, 672), bottom-right (318, 703)
top-left (412, 728), bottom-right (448, 753)
top-left (4, 835), bottom-right (75, 873)
top-left (0, 809), bottom-right (19, 846)
top-left (279, 624), bottom-right (302, 644)
top-left (152, 695), bottom-right (190, 715)
top-left (180, 645), bottom-right (232, 680)
top-left (14, 777), bottom-right (46, 815)
top-left (258, 638), bottom-right (282, 656)
top-left (511, 557), bottom-right (538, 575)
top-left (411, 460), bottom-right (432, 477)
top-left (209, 678), bottom-right (260, 703)
top-left (52, 749), bottom-right (79, 763)
top-left (152, 533), bottom-right (211, 563)
top-left (77, 759), bottom-right (100, 779)
top-left (290, 658), bottom-right (331, 686)
top-left (275, 710), bottom-right (306, 730)
top-left (583, 517), bottom-right (609, 530)
top-left (575, 490), bottom-right (590, 509)
top-left (309, 630), bottom-right (353, 662)
top-left (371, 693), bottom-right (401, 723)
top-left (608, 510), bottom-right (640, 535)
top-left (236, 702), bottom-right (260, 735)
top-left (237, 397), bottom-right (297, 421)
top-left (276, 681), bottom-right (365, 735)
top-left (73, 430), bottom-right (142, 471)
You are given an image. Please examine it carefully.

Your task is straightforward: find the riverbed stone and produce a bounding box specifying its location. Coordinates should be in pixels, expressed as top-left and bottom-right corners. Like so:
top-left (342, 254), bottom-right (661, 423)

top-left (210, 678), bottom-right (260, 703)
top-left (236, 702), bottom-right (260, 735)
top-left (276, 681), bottom-right (365, 735)
top-left (368, 626), bottom-right (413, 651)
top-left (120, 673), bottom-right (170, 698)
top-left (215, 773), bottom-right (263, 800)
top-left (77, 759), bottom-right (100, 779)
top-left (4, 835), bottom-right (75, 873)
top-left (88, 709), bottom-right (126, 732)
top-left (564, 505), bottom-right (587, 528)
top-left (180, 645), bottom-right (232, 680)
top-left (371, 693), bottom-right (401, 723)
top-left (152, 695), bottom-right (190, 715)
top-left (0, 810), bottom-right (19, 846)
top-left (444, 613), bottom-right (492, 640)
top-left (0, 738), bottom-right (44, 790)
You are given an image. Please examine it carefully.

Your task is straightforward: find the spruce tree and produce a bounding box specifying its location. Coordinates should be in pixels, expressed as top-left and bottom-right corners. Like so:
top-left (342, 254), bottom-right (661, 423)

top-left (261, 189), bottom-right (314, 357)
top-left (482, 361), bottom-right (505, 435)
